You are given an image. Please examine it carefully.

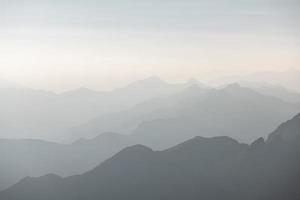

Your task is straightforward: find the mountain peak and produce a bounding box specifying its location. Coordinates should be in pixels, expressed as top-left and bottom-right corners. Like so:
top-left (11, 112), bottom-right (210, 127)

top-left (72, 132), bottom-right (124, 145)
top-left (267, 113), bottom-right (300, 144)
top-left (95, 144), bottom-right (155, 170)
top-left (250, 137), bottom-right (265, 148)
top-left (120, 144), bottom-right (153, 155)
top-left (18, 174), bottom-right (62, 185)
top-left (166, 136), bottom-right (239, 153)
top-left (93, 132), bottom-right (123, 139)
top-left (221, 82), bottom-right (265, 98)
top-left (186, 78), bottom-right (207, 87)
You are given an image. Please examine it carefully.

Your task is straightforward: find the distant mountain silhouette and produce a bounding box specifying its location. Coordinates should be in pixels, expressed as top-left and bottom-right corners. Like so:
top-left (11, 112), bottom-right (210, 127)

top-left (210, 68), bottom-right (300, 93)
top-left (1, 113), bottom-right (299, 200)
top-left (0, 133), bottom-right (135, 190)
top-left (267, 113), bottom-right (300, 145)
top-left (2, 76), bottom-right (296, 143)
top-left (71, 82), bottom-right (209, 139)
top-left (0, 77), bottom-right (195, 141)
top-left (244, 68), bottom-right (300, 92)
top-left (61, 87), bottom-right (100, 98)
top-left (73, 84), bottom-right (299, 146)
top-left (238, 81), bottom-right (300, 103)
top-left (132, 83), bottom-right (299, 149)
top-left (0, 83), bottom-right (298, 190)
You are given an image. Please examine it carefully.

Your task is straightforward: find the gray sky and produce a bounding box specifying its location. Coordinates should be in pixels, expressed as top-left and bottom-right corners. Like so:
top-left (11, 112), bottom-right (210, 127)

top-left (0, 0), bottom-right (299, 91)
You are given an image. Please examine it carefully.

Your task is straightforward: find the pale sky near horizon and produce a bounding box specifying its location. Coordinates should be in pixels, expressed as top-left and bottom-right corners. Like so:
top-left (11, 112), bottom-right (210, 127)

top-left (0, 0), bottom-right (299, 91)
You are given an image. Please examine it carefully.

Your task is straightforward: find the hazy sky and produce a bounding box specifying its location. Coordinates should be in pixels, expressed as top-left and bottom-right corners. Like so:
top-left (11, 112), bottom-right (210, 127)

top-left (0, 0), bottom-right (299, 91)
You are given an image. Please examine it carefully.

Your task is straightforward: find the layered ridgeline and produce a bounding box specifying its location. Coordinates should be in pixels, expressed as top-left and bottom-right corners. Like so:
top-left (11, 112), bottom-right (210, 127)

top-left (1, 74), bottom-right (299, 142)
top-left (0, 84), bottom-right (299, 190)
top-left (0, 133), bottom-right (136, 190)
top-left (73, 83), bottom-right (299, 148)
top-left (238, 81), bottom-right (300, 103)
top-left (210, 68), bottom-right (300, 93)
top-left (243, 68), bottom-right (300, 93)
top-left (0, 77), bottom-right (196, 141)
top-left (1, 113), bottom-right (299, 200)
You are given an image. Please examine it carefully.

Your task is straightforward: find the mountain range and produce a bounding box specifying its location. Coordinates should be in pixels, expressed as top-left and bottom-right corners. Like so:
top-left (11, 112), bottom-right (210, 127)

top-left (209, 68), bottom-right (300, 93)
top-left (0, 77), bottom-right (196, 141)
top-left (74, 83), bottom-right (299, 149)
top-left (1, 113), bottom-right (299, 200)
top-left (1, 74), bottom-right (299, 143)
top-left (0, 133), bottom-right (135, 190)
top-left (238, 81), bottom-right (300, 103)
top-left (0, 82), bottom-right (299, 190)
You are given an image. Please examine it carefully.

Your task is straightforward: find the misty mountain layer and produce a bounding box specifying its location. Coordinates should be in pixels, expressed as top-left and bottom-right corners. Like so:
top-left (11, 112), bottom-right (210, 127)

top-left (0, 83), bottom-right (299, 190)
top-left (0, 77), bottom-right (193, 141)
top-left (1, 113), bottom-right (299, 200)
top-left (1, 74), bottom-right (299, 143)
top-left (0, 133), bottom-right (135, 190)
top-left (74, 83), bottom-right (299, 148)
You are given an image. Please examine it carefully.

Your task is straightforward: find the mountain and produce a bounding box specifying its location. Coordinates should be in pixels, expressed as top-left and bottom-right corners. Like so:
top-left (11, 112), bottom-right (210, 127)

top-left (1, 113), bottom-right (299, 200)
top-left (244, 68), bottom-right (300, 93)
top-left (71, 82), bottom-right (209, 139)
top-left (132, 83), bottom-right (299, 149)
top-left (238, 81), bottom-right (300, 103)
top-left (209, 68), bottom-right (300, 93)
top-left (0, 77), bottom-right (193, 141)
top-left (72, 83), bottom-right (298, 146)
top-left (0, 133), bottom-right (135, 191)
top-left (267, 113), bottom-right (300, 145)
top-left (0, 137), bottom-right (247, 200)
top-left (0, 83), bottom-right (297, 189)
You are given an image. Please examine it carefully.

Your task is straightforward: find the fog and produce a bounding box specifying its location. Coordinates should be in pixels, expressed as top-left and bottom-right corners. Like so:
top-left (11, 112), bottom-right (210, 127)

top-left (0, 1), bottom-right (299, 199)
top-left (1, 0), bottom-right (299, 92)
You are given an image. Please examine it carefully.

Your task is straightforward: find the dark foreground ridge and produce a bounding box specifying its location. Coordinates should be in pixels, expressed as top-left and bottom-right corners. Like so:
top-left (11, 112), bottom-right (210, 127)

top-left (1, 113), bottom-right (300, 200)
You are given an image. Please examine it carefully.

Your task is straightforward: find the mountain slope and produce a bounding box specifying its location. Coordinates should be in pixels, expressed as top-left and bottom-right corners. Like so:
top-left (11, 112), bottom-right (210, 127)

top-left (0, 77), bottom-right (191, 141)
top-left (71, 83), bottom-right (208, 139)
top-left (0, 137), bottom-right (246, 200)
top-left (238, 81), bottom-right (300, 103)
top-left (209, 68), bottom-right (300, 93)
top-left (267, 113), bottom-right (300, 143)
top-left (0, 84), bottom-right (298, 190)
top-left (244, 69), bottom-right (300, 93)
top-left (72, 83), bottom-right (299, 147)
top-left (1, 113), bottom-right (299, 200)
top-left (0, 133), bottom-right (135, 190)
top-left (132, 84), bottom-right (299, 149)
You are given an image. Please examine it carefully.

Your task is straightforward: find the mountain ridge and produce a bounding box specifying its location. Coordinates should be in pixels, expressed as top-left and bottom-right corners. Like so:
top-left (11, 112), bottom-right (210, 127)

top-left (1, 113), bottom-right (299, 199)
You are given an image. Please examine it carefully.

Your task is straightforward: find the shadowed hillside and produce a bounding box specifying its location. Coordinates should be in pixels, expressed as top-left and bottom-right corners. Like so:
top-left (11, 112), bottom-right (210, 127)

top-left (1, 113), bottom-right (299, 200)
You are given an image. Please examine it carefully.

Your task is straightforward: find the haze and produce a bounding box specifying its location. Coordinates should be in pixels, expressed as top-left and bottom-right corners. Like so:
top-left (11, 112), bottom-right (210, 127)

top-left (0, 0), bottom-right (300, 91)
